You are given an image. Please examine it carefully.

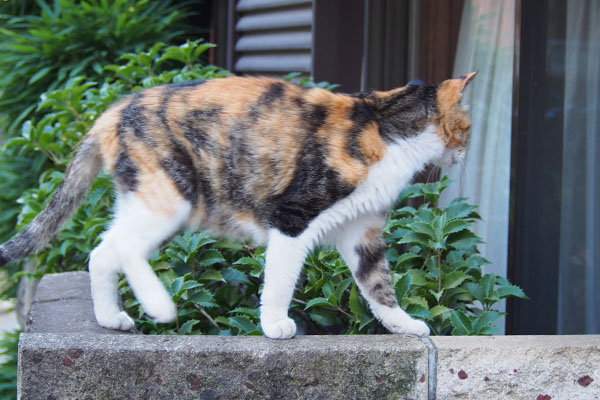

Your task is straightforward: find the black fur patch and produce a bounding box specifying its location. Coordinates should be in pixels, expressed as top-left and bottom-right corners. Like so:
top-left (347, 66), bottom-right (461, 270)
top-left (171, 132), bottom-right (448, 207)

top-left (261, 103), bottom-right (354, 237)
top-left (355, 242), bottom-right (386, 282)
top-left (373, 85), bottom-right (438, 140)
top-left (218, 118), bottom-right (257, 211)
top-left (114, 151), bottom-right (139, 192)
top-left (346, 100), bottom-right (375, 162)
top-left (162, 137), bottom-right (206, 206)
top-left (119, 93), bottom-right (155, 146)
top-left (248, 82), bottom-right (286, 120)
top-left (304, 103), bottom-right (327, 129)
top-left (158, 81), bottom-right (207, 134)
top-left (180, 106), bottom-right (223, 150)
top-left (260, 82), bottom-right (285, 106)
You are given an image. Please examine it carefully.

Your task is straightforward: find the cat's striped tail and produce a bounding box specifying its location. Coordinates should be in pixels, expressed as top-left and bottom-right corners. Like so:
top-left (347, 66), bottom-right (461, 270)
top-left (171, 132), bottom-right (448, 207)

top-left (0, 135), bottom-right (102, 266)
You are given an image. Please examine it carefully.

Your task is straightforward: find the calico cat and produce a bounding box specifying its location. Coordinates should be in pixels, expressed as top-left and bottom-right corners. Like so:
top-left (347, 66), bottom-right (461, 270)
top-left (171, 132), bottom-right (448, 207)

top-left (0, 72), bottom-right (475, 339)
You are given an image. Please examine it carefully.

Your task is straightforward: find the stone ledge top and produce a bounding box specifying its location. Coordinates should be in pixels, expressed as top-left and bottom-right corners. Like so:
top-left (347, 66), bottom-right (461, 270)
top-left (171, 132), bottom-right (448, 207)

top-left (432, 334), bottom-right (600, 349)
top-left (20, 331), bottom-right (428, 354)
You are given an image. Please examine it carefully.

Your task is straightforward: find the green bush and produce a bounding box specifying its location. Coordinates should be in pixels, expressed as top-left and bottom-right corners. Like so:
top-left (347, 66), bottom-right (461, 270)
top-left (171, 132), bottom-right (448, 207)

top-left (0, 0), bottom-right (197, 282)
top-left (386, 177), bottom-right (527, 335)
top-left (0, 330), bottom-right (19, 400)
top-left (0, 0), bottom-right (193, 134)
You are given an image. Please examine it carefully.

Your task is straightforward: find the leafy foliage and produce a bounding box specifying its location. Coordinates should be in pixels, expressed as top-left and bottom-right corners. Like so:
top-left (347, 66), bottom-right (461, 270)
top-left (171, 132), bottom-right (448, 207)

top-left (0, 330), bottom-right (19, 400)
top-left (0, 0), bottom-right (193, 133)
top-left (386, 177), bottom-right (528, 335)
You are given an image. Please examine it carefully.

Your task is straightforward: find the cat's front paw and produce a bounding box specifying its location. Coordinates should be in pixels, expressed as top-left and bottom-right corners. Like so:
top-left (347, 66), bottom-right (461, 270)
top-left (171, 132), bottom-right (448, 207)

top-left (384, 318), bottom-right (430, 337)
top-left (97, 311), bottom-right (135, 331)
top-left (261, 317), bottom-right (297, 339)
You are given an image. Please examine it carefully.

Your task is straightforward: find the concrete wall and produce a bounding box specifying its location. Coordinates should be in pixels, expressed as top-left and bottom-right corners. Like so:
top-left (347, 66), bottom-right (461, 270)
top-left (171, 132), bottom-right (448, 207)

top-left (18, 272), bottom-right (600, 399)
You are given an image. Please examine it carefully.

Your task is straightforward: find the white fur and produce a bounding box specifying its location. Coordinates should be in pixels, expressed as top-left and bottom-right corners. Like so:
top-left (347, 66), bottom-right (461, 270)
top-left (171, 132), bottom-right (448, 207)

top-left (301, 124), bottom-right (444, 247)
top-left (90, 193), bottom-right (191, 330)
top-left (334, 215), bottom-right (429, 336)
top-left (260, 229), bottom-right (310, 339)
top-left (259, 125), bottom-right (443, 338)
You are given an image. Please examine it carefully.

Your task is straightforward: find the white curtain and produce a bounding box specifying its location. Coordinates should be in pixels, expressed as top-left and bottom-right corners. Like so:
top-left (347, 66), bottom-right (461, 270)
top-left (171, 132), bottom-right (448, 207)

top-left (440, 0), bottom-right (515, 330)
top-left (557, 0), bottom-right (600, 334)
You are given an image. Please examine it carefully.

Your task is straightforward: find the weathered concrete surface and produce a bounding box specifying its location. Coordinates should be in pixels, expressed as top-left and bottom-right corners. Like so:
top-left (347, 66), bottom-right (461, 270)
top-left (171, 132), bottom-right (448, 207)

top-left (432, 335), bottom-right (600, 400)
top-left (19, 333), bottom-right (428, 400)
top-left (24, 271), bottom-right (130, 335)
top-left (19, 272), bottom-right (429, 399)
top-left (22, 271), bottom-right (600, 400)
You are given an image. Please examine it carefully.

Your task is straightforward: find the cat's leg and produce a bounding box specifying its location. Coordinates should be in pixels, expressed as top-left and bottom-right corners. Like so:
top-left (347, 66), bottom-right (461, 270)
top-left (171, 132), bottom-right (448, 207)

top-left (336, 215), bottom-right (430, 336)
top-left (260, 229), bottom-right (309, 339)
top-left (89, 193), bottom-right (190, 330)
top-left (89, 237), bottom-right (134, 330)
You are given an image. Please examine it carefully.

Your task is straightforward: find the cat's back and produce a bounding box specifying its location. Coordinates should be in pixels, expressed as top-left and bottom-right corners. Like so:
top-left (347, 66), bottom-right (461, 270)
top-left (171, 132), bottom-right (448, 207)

top-left (92, 76), bottom-right (383, 180)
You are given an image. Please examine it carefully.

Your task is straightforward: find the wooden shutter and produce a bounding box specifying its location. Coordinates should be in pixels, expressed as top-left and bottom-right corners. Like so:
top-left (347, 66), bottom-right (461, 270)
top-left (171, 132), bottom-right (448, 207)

top-left (233, 0), bottom-right (313, 75)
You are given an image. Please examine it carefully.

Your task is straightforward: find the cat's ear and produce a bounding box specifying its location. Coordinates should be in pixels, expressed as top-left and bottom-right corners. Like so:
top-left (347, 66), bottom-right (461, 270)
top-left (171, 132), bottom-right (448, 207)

top-left (456, 71), bottom-right (477, 95)
top-left (437, 72), bottom-right (477, 109)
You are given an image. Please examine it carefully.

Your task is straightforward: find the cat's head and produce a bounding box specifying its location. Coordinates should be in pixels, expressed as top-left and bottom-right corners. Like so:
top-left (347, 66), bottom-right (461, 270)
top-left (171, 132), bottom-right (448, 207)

top-left (431, 72), bottom-right (476, 167)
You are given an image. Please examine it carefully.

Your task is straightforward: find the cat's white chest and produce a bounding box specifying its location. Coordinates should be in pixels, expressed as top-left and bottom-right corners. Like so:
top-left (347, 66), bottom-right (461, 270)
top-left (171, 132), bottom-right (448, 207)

top-left (300, 125), bottom-right (444, 246)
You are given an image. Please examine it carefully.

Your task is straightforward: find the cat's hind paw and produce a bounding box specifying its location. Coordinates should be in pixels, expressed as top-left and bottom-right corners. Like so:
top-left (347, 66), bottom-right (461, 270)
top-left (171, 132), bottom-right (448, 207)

top-left (262, 317), bottom-right (297, 339)
top-left (97, 311), bottom-right (135, 331)
top-left (146, 300), bottom-right (177, 324)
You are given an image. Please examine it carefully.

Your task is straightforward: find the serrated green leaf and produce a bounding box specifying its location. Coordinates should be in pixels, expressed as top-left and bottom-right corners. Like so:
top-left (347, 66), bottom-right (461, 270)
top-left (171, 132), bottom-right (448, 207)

top-left (398, 232), bottom-right (429, 247)
top-left (406, 303), bottom-right (430, 320)
top-left (497, 284), bottom-right (528, 299)
top-left (229, 307), bottom-right (259, 318)
top-left (445, 199), bottom-right (477, 220)
top-left (233, 256), bottom-right (262, 268)
top-left (473, 310), bottom-right (502, 333)
top-left (430, 305), bottom-right (452, 319)
top-left (348, 285), bottom-right (372, 329)
top-left (463, 282), bottom-right (484, 303)
top-left (450, 310), bottom-right (473, 335)
top-left (181, 281), bottom-right (202, 290)
top-left (222, 267), bottom-right (250, 284)
top-left (229, 316), bottom-right (257, 333)
top-left (442, 271), bottom-right (469, 290)
top-left (308, 309), bottom-right (337, 327)
top-left (446, 229), bottom-right (481, 250)
top-left (334, 278), bottom-right (353, 304)
top-left (197, 270), bottom-right (223, 281)
top-left (406, 222), bottom-right (436, 240)
top-left (190, 289), bottom-right (217, 308)
top-left (443, 219), bottom-right (471, 236)
top-left (178, 319), bottom-right (199, 335)
top-left (408, 270), bottom-right (430, 287)
top-left (395, 273), bottom-right (411, 299)
top-left (480, 274), bottom-right (496, 299)
top-left (169, 276), bottom-right (184, 295)
top-left (197, 249), bottom-right (225, 266)
top-left (304, 297), bottom-right (336, 310)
